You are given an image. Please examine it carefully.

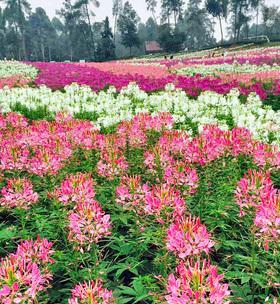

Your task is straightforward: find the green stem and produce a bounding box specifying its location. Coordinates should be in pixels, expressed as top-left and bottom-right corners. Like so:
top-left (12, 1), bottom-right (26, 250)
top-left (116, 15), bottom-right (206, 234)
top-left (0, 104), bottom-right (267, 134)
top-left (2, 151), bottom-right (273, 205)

top-left (251, 234), bottom-right (256, 304)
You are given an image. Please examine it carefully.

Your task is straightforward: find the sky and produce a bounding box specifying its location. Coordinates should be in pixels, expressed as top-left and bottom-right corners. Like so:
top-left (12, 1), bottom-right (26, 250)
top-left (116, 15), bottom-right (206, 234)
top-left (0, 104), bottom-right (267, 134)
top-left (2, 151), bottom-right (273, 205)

top-left (18, 0), bottom-right (280, 40)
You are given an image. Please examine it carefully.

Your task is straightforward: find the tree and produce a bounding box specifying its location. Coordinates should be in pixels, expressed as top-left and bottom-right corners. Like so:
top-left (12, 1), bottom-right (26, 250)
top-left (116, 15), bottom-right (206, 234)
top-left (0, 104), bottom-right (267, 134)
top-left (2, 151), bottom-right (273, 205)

top-left (112, 0), bottom-right (122, 43)
top-left (249, 0), bottom-right (263, 37)
top-left (146, 0), bottom-right (157, 23)
top-left (1, 0), bottom-right (31, 59)
top-left (158, 23), bottom-right (185, 52)
top-left (146, 17), bottom-right (158, 41)
top-left (28, 7), bottom-right (54, 61)
top-left (59, 0), bottom-right (94, 61)
top-left (74, 0), bottom-right (100, 59)
top-left (262, 5), bottom-right (280, 40)
top-left (95, 17), bottom-right (115, 61)
top-left (206, 0), bottom-right (228, 44)
top-left (0, 8), bottom-right (6, 58)
top-left (161, 0), bottom-right (184, 26)
top-left (118, 1), bottom-right (140, 56)
top-left (182, 0), bottom-right (216, 50)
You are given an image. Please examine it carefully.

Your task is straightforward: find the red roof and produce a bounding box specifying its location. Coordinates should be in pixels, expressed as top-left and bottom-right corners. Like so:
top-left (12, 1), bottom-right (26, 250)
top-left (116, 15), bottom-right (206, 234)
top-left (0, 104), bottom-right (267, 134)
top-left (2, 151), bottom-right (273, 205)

top-left (145, 41), bottom-right (163, 52)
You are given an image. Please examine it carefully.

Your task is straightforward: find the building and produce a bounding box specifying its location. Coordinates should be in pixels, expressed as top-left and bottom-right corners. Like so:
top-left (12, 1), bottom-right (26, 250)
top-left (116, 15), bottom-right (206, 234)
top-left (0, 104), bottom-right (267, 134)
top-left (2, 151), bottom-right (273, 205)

top-left (144, 41), bottom-right (163, 54)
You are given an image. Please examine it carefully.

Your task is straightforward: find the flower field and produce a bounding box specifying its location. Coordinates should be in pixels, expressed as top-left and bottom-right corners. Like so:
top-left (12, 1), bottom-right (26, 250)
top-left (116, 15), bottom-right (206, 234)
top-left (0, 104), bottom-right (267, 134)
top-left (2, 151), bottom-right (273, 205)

top-left (0, 46), bottom-right (279, 304)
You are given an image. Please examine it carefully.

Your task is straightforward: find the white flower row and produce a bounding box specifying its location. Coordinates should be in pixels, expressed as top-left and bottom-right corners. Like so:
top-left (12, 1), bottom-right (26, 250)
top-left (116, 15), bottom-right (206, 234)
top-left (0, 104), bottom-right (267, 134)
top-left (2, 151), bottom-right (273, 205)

top-left (0, 60), bottom-right (38, 79)
top-left (0, 83), bottom-right (279, 145)
top-left (175, 62), bottom-right (280, 77)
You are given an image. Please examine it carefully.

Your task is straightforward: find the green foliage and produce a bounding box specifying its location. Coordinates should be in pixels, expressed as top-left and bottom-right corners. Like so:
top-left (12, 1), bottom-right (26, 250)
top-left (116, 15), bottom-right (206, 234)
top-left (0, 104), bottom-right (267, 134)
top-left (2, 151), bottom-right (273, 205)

top-left (0, 109), bottom-right (279, 303)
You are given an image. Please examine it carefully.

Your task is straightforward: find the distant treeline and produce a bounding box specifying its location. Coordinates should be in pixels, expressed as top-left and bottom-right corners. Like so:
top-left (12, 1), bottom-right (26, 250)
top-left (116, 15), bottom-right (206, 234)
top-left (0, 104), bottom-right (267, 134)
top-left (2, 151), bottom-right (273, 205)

top-left (0, 0), bottom-right (279, 61)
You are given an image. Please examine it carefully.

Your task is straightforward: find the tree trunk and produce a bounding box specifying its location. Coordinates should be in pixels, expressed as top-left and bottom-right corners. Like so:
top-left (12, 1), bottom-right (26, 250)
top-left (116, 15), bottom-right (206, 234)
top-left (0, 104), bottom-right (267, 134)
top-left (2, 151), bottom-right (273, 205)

top-left (114, 14), bottom-right (118, 44)
top-left (255, 6), bottom-right (259, 37)
top-left (17, 0), bottom-right (27, 60)
top-left (218, 14), bottom-right (223, 44)
top-left (234, 7), bottom-right (237, 41)
top-left (41, 42), bottom-right (45, 61)
top-left (48, 45), bottom-right (51, 61)
top-left (85, 3), bottom-right (95, 60)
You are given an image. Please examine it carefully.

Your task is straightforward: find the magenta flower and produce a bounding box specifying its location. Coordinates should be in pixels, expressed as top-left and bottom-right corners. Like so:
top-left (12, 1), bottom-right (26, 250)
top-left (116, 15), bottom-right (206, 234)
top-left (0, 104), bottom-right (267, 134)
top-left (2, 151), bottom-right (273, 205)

top-left (52, 173), bottom-right (96, 206)
top-left (166, 260), bottom-right (230, 304)
top-left (164, 161), bottom-right (199, 197)
top-left (234, 170), bottom-right (275, 216)
top-left (68, 200), bottom-right (111, 251)
top-left (144, 184), bottom-right (186, 224)
top-left (0, 178), bottom-right (39, 210)
top-left (254, 193), bottom-right (280, 251)
top-left (15, 237), bottom-right (55, 266)
top-left (0, 238), bottom-right (54, 303)
top-left (116, 175), bottom-right (149, 214)
top-left (68, 279), bottom-right (115, 304)
top-left (167, 216), bottom-right (215, 259)
top-left (97, 147), bottom-right (128, 180)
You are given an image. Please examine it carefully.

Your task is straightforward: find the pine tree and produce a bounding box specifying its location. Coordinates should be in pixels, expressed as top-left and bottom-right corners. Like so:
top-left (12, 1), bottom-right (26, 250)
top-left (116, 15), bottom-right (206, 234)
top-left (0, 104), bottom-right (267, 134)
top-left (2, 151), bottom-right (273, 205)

top-left (118, 1), bottom-right (140, 56)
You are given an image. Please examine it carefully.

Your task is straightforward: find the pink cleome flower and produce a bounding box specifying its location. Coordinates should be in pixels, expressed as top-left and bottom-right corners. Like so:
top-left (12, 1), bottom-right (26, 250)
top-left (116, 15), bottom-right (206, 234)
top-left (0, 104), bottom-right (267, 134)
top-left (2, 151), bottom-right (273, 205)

top-left (15, 237), bottom-right (55, 266)
top-left (234, 170), bottom-right (275, 216)
top-left (97, 148), bottom-right (128, 180)
top-left (167, 216), bottom-right (215, 259)
top-left (68, 279), bottom-right (115, 304)
top-left (68, 200), bottom-right (111, 251)
top-left (116, 175), bottom-right (149, 214)
top-left (0, 238), bottom-right (54, 304)
top-left (0, 177), bottom-right (39, 210)
top-left (51, 173), bottom-right (96, 206)
top-left (144, 184), bottom-right (186, 224)
top-left (254, 192), bottom-right (280, 251)
top-left (164, 161), bottom-right (199, 197)
top-left (166, 260), bottom-right (230, 304)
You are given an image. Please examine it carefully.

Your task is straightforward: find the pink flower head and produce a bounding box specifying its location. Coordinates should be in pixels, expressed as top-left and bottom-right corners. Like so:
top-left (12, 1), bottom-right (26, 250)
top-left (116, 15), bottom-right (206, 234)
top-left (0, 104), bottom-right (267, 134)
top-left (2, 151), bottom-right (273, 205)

top-left (166, 260), bottom-right (230, 304)
top-left (0, 254), bottom-right (52, 303)
top-left (132, 112), bottom-right (174, 132)
top-left (144, 146), bottom-right (174, 178)
top-left (167, 216), bottom-right (215, 259)
top-left (252, 142), bottom-right (280, 169)
top-left (235, 170), bottom-right (275, 216)
top-left (116, 175), bottom-right (149, 214)
top-left (68, 279), bottom-right (115, 304)
top-left (164, 162), bottom-right (199, 197)
top-left (0, 178), bottom-right (39, 210)
top-left (52, 173), bottom-right (95, 206)
top-left (5, 113), bottom-right (28, 129)
top-left (158, 130), bottom-right (190, 157)
top-left (68, 200), bottom-right (111, 251)
top-left (0, 142), bottom-right (29, 171)
top-left (254, 193), bottom-right (280, 251)
top-left (144, 184), bottom-right (186, 224)
top-left (27, 147), bottom-right (64, 176)
top-left (15, 237), bottom-right (55, 266)
top-left (117, 120), bottom-right (147, 148)
top-left (97, 148), bottom-right (128, 180)
top-left (184, 126), bottom-right (228, 165)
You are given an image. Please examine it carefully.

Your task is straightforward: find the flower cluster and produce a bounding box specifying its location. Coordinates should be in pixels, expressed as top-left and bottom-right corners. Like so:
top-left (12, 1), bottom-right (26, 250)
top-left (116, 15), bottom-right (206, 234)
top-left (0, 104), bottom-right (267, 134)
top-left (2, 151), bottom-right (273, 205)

top-left (0, 238), bottom-right (54, 303)
top-left (235, 170), bottom-right (280, 250)
top-left (166, 260), bottom-right (230, 304)
top-left (116, 175), bottom-right (149, 214)
top-left (144, 184), bottom-right (186, 224)
top-left (52, 173), bottom-right (96, 206)
top-left (68, 200), bottom-right (111, 251)
top-left (0, 178), bottom-right (39, 210)
top-left (68, 279), bottom-right (115, 304)
top-left (167, 216), bottom-right (215, 259)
